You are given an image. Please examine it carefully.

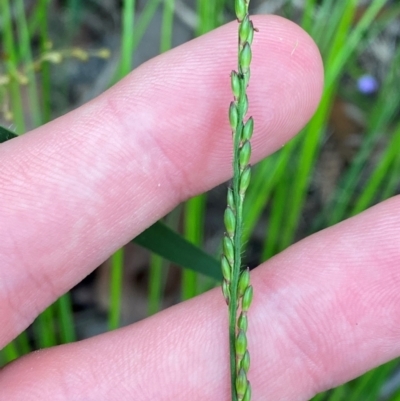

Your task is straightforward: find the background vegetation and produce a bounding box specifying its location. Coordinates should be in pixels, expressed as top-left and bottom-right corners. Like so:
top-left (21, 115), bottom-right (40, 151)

top-left (1, 0), bottom-right (400, 399)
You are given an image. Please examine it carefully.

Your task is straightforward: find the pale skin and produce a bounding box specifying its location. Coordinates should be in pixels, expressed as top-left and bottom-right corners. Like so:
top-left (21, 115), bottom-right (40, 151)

top-left (1, 15), bottom-right (400, 400)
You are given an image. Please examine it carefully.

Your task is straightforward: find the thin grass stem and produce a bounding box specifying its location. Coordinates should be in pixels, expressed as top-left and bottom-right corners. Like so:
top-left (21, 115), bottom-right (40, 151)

top-left (108, 248), bottom-right (124, 330)
top-left (37, 0), bottom-right (52, 123)
top-left (33, 306), bottom-right (57, 348)
top-left (15, 0), bottom-right (42, 128)
top-left (1, 0), bottom-right (26, 133)
top-left (57, 293), bottom-right (76, 343)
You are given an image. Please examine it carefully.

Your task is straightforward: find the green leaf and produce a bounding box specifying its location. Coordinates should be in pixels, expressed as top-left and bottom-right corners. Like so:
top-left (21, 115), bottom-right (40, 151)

top-left (0, 125), bottom-right (18, 143)
top-left (133, 220), bottom-right (222, 280)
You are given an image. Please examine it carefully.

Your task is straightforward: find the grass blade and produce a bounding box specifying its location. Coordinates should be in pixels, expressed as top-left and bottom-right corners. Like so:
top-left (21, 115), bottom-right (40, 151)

top-left (134, 221), bottom-right (222, 280)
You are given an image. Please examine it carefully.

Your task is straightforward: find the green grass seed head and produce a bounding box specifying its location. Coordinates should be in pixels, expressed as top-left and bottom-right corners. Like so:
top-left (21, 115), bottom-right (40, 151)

top-left (239, 43), bottom-right (252, 74)
top-left (223, 236), bottom-right (235, 266)
top-left (231, 71), bottom-right (241, 99)
top-left (221, 256), bottom-right (232, 282)
top-left (239, 141), bottom-right (252, 170)
top-left (238, 312), bottom-right (248, 331)
top-left (224, 207), bottom-right (237, 238)
top-left (235, 0), bottom-right (247, 22)
top-left (242, 285), bottom-right (253, 312)
top-left (229, 102), bottom-right (239, 131)
top-left (223, 0), bottom-right (255, 399)
top-left (242, 383), bottom-right (251, 401)
top-left (236, 368), bottom-right (248, 399)
top-left (241, 350), bottom-right (250, 373)
top-left (242, 117), bottom-right (254, 141)
top-left (238, 268), bottom-right (250, 297)
top-left (236, 330), bottom-right (248, 358)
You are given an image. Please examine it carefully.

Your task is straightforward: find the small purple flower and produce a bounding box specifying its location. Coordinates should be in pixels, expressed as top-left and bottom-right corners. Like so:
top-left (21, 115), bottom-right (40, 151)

top-left (357, 74), bottom-right (379, 95)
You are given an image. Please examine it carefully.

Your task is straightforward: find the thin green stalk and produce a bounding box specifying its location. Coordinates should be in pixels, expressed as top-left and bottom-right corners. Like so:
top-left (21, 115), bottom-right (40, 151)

top-left (1, 0), bottom-right (25, 133)
top-left (1, 342), bottom-right (19, 364)
top-left (196, 0), bottom-right (215, 35)
top-left (326, 385), bottom-right (348, 401)
top-left (110, 0), bottom-right (162, 86)
top-left (108, 248), bottom-right (124, 330)
top-left (15, 331), bottom-right (31, 355)
top-left (67, 0), bottom-right (81, 33)
top-left (242, 136), bottom-right (299, 247)
top-left (147, 206), bottom-right (181, 315)
top-left (57, 293), bottom-right (76, 343)
top-left (160, 0), bottom-right (175, 53)
top-left (108, 0), bottom-right (136, 330)
top-left (15, 0), bottom-right (42, 128)
top-left (1, 331), bottom-right (31, 367)
top-left (183, 196), bottom-right (205, 300)
top-left (261, 180), bottom-right (287, 260)
top-left (38, 0), bottom-right (52, 123)
top-left (301, 0), bottom-right (318, 33)
top-left (119, 0), bottom-right (136, 77)
top-left (222, 2), bottom-right (255, 400)
top-left (147, 0), bottom-right (176, 314)
top-left (33, 306), bottom-right (57, 348)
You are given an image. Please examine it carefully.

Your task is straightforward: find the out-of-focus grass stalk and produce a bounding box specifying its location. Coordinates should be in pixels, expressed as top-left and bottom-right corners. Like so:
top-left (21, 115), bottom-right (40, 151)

top-left (3, 0), bottom-right (58, 354)
top-left (1, 0), bottom-right (25, 133)
top-left (160, 0), bottom-right (175, 53)
top-left (183, 196), bottom-right (205, 299)
top-left (261, 176), bottom-right (288, 260)
top-left (242, 136), bottom-right (299, 249)
top-left (2, 342), bottom-right (19, 364)
top-left (147, 0), bottom-right (175, 314)
top-left (109, 248), bottom-right (124, 330)
top-left (108, 0), bottom-right (136, 330)
top-left (301, 0), bottom-right (317, 33)
top-left (34, 308), bottom-right (57, 348)
top-left (15, 0), bottom-right (42, 128)
top-left (196, 0), bottom-right (214, 35)
top-left (118, 0), bottom-right (136, 78)
top-left (109, 0), bottom-right (162, 86)
top-left (67, 0), bottom-right (81, 34)
top-left (148, 207), bottom-right (181, 315)
top-left (135, 0), bottom-right (163, 48)
top-left (37, 0), bottom-right (52, 123)
top-left (57, 294), bottom-right (76, 343)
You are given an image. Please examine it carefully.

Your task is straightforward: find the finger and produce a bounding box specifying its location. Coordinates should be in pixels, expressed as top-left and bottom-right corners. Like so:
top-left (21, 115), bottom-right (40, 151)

top-left (2, 197), bottom-right (400, 400)
top-left (0, 15), bottom-right (323, 347)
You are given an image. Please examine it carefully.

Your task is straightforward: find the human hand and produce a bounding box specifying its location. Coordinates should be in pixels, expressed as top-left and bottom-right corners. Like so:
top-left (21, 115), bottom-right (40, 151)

top-left (1, 15), bottom-right (399, 401)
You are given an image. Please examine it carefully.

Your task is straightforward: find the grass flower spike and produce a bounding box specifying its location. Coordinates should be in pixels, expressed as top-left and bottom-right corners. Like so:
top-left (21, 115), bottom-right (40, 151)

top-left (222, 1), bottom-right (255, 400)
